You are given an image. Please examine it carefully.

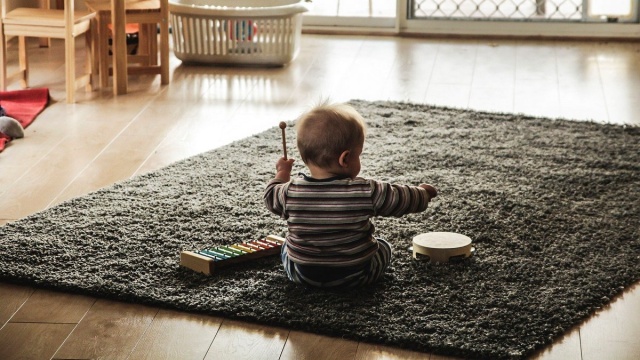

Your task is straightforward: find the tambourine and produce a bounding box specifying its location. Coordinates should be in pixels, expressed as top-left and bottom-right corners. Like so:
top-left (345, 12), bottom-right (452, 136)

top-left (410, 232), bottom-right (475, 263)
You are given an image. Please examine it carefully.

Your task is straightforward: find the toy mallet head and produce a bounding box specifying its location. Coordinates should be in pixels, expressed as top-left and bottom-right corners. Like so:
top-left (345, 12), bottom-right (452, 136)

top-left (279, 122), bottom-right (288, 160)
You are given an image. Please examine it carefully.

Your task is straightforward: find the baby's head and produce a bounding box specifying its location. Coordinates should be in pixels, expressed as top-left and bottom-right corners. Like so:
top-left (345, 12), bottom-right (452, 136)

top-left (296, 101), bottom-right (366, 177)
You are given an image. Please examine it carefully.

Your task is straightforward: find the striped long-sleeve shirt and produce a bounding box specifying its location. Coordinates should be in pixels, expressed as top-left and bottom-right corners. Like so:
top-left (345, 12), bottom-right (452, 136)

top-left (264, 174), bottom-right (432, 267)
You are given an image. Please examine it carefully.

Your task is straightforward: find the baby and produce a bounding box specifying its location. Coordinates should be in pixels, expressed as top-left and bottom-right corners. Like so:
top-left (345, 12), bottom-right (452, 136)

top-left (264, 101), bottom-right (437, 288)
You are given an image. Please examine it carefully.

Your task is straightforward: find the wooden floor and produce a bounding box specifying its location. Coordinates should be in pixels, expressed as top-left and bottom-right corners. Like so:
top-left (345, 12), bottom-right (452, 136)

top-left (0, 33), bottom-right (639, 360)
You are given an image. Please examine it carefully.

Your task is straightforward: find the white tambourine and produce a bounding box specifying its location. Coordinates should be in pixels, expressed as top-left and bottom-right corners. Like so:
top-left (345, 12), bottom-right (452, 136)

top-left (411, 232), bottom-right (475, 263)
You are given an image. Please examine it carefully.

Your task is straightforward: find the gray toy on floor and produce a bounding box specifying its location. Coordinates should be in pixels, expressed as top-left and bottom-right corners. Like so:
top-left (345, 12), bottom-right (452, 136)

top-left (0, 116), bottom-right (24, 138)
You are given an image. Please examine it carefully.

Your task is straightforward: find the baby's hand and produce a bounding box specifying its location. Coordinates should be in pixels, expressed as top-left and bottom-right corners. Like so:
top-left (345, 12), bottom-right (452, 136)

top-left (419, 183), bottom-right (438, 199)
top-left (276, 157), bottom-right (294, 172)
top-left (275, 157), bottom-right (295, 182)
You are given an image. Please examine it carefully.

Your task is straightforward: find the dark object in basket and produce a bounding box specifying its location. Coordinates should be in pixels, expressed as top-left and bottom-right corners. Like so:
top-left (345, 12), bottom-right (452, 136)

top-left (108, 32), bottom-right (139, 55)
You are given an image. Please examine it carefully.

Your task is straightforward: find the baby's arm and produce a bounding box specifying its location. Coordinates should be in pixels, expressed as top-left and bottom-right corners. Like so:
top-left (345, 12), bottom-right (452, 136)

top-left (371, 181), bottom-right (436, 217)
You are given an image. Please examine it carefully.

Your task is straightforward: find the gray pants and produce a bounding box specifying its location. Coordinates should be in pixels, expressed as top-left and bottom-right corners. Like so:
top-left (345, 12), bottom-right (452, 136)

top-left (281, 238), bottom-right (393, 289)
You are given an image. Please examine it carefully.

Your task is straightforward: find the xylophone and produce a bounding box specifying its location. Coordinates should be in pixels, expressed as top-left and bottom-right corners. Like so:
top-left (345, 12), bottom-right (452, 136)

top-left (180, 235), bottom-right (285, 275)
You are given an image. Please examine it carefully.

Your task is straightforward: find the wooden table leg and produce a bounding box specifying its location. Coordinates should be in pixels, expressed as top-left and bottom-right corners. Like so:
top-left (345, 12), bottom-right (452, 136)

top-left (111, 0), bottom-right (127, 95)
top-left (38, 0), bottom-right (51, 47)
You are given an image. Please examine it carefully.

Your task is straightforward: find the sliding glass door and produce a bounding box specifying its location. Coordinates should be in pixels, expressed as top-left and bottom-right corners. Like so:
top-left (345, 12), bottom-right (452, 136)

top-left (402, 0), bottom-right (640, 37)
top-left (303, 0), bottom-right (397, 29)
top-left (410, 0), bottom-right (638, 22)
top-left (302, 0), bottom-right (640, 38)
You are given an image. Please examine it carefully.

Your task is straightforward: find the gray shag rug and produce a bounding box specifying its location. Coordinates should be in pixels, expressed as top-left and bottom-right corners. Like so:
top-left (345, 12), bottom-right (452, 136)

top-left (1, 100), bottom-right (639, 359)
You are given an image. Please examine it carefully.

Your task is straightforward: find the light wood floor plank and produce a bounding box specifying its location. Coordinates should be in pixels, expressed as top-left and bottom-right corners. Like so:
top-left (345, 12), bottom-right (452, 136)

top-left (430, 40), bottom-right (478, 86)
top-left (382, 39), bottom-right (438, 102)
top-left (129, 309), bottom-right (223, 360)
top-left (53, 299), bottom-right (157, 359)
top-left (204, 319), bottom-right (288, 360)
top-left (529, 327), bottom-right (582, 360)
top-left (0, 283), bottom-right (33, 325)
top-left (52, 98), bottom-right (191, 204)
top-left (0, 323), bottom-right (76, 360)
top-left (472, 41), bottom-right (517, 90)
top-left (10, 288), bottom-right (95, 324)
top-left (280, 330), bottom-right (359, 360)
top-left (355, 343), bottom-right (430, 359)
top-left (580, 282), bottom-right (640, 360)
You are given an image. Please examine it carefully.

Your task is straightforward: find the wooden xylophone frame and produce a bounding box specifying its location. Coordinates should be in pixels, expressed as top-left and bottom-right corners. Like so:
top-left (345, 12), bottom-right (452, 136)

top-left (180, 235), bottom-right (285, 275)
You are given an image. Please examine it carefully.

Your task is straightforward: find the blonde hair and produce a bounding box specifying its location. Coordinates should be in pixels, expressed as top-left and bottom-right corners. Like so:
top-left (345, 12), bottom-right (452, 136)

top-left (296, 101), bottom-right (366, 168)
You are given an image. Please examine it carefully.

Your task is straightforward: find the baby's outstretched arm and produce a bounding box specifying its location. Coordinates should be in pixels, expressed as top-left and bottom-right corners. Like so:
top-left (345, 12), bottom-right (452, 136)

top-left (275, 157), bottom-right (295, 182)
top-left (419, 184), bottom-right (438, 199)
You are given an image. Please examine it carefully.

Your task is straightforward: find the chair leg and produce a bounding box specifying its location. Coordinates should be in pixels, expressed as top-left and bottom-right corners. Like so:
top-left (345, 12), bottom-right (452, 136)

top-left (159, 17), bottom-right (169, 85)
top-left (85, 29), bottom-right (94, 92)
top-left (147, 24), bottom-right (158, 66)
top-left (0, 33), bottom-right (29, 90)
top-left (65, 35), bottom-right (76, 103)
top-left (111, 0), bottom-right (128, 95)
top-left (19, 36), bottom-right (28, 88)
top-left (0, 30), bottom-right (6, 90)
top-left (89, 17), bottom-right (100, 90)
top-left (99, 13), bottom-right (110, 88)
top-left (138, 23), bottom-right (152, 66)
top-left (38, 0), bottom-right (52, 47)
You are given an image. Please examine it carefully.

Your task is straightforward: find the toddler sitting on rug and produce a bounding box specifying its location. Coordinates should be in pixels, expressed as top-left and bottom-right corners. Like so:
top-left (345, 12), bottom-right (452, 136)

top-left (264, 101), bottom-right (438, 288)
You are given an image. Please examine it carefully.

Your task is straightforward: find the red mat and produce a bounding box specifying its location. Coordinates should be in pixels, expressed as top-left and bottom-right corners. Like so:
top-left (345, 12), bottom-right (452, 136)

top-left (0, 88), bottom-right (50, 152)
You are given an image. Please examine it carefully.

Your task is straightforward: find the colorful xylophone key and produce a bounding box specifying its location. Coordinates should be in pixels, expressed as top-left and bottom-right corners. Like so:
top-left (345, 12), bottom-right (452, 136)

top-left (180, 235), bottom-right (285, 275)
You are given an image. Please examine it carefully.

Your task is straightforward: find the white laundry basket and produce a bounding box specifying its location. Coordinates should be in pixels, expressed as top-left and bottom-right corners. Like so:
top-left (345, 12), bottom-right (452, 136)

top-left (169, 0), bottom-right (310, 66)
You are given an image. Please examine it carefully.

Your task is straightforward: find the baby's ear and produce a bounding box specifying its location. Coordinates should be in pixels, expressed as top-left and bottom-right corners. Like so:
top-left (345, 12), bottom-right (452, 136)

top-left (338, 150), bottom-right (350, 168)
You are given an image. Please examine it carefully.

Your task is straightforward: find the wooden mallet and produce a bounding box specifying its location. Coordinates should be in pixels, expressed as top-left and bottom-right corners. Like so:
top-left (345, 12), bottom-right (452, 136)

top-left (279, 121), bottom-right (288, 159)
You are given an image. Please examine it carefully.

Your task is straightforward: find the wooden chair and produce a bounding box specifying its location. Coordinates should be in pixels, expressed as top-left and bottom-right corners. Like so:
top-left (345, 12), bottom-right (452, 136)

top-left (0, 0), bottom-right (96, 103)
top-left (85, 0), bottom-right (169, 94)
